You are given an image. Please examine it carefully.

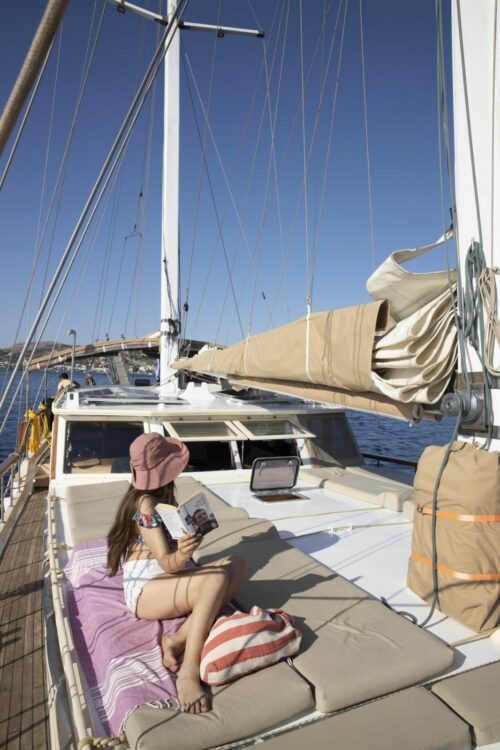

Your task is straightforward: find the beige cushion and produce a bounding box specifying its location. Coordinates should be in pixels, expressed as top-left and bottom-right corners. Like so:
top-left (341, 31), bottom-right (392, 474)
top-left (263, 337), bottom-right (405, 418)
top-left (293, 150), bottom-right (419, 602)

top-left (123, 661), bottom-right (314, 750)
top-left (431, 661), bottom-right (500, 746)
top-left (61, 476), bottom-right (246, 543)
top-left (301, 466), bottom-right (415, 511)
top-left (197, 537), bottom-right (454, 713)
top-left (62, 479), bottom-right (130, 543)
top-left (193, 518), bottom-right (280, 564)
top-left (259, 687), bottom-right (470, 750)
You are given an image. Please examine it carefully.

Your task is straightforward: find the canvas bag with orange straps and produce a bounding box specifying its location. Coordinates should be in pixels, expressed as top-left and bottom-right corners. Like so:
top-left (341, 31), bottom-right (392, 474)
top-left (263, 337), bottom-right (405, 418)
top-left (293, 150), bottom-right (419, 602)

top-left (407, 440), bottom-right (500, 632)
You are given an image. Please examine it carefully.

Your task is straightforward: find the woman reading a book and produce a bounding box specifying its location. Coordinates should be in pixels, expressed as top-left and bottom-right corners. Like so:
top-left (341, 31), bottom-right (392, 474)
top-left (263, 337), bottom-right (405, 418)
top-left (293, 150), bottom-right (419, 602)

top-left (107, 433), bottom-right (247, 715)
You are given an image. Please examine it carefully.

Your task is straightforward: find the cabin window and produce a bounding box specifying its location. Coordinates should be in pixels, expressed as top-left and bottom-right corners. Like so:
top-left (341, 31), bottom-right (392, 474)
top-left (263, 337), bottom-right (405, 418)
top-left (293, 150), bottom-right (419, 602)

top-left (297, 413), bottom-right (363, 467)
top-left (163, 420), bottom-right (236, 471)
top-left (237, 438), bottom-right (300, 469)
top-left (184, 441), bottom-right (235, 472)
top-left (64, 421), bottom-right (143, 474)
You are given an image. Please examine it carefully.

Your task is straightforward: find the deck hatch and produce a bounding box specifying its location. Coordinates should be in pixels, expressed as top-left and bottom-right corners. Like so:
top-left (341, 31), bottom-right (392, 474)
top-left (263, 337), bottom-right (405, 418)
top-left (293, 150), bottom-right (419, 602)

top-left (163, 419), bottom-right (244, 442)
top-left (233, 418), bottom-right (314, 441)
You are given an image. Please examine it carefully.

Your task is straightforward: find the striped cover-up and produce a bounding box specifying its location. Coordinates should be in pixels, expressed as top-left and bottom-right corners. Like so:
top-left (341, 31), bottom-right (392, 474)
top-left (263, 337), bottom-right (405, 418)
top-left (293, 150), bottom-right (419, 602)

top-left (64, 539), bottom-right (184, 734)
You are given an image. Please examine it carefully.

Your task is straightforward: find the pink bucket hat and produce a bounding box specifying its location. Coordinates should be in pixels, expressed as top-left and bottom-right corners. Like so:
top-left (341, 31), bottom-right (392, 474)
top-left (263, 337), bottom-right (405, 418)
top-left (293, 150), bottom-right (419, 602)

top-left (129, 433), bottom-right (189, 490)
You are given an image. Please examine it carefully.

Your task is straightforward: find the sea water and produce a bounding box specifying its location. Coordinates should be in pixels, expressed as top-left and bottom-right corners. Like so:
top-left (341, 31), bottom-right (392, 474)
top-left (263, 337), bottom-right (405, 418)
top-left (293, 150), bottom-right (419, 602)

top-left (0, 368), bottom-right (455, 467)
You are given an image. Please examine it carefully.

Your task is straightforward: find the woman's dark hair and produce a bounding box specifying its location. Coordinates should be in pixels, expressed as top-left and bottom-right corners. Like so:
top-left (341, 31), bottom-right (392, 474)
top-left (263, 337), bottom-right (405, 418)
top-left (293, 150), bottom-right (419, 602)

top-left (107, 482), bottom-right (176, 576)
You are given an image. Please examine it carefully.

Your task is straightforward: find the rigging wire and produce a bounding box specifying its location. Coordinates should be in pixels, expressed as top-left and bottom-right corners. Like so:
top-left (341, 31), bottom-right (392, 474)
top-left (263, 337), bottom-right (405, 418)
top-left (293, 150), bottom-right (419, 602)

top-left (94, 168), bottom-right (127, 341)
top-left (38, 1), bottom-right (107, 308)
top-left (1, 3), bottom-right (102, 397)
top-left (359, 0), bottom-right (376, 271)
top-left (182, 50), bottom-right (245, 340)
top-left (267, 0), bottom-right (346, 324)
top-left (29, 25), bottom-right (64, 330)
top-left (299, 0), bottom-right (311, 311)
top-left (247, 8), bottom-right (293, 337)
top-left (0, 156), bottom-right (125, 433)
top-left (214, 1), bottom-right (288, 343)
top-left (0, 38), bottom-right (55, 192)
top-left (91, 0), bottom-right (151, 342)
top-left (180, 1), bottom-right (222, 347)
top-left (309, 0), bottom-right (349, 313)
top-left (187, 0), bottom-right (285, 346)
top-left (0, 0), bottom-right (192, 421)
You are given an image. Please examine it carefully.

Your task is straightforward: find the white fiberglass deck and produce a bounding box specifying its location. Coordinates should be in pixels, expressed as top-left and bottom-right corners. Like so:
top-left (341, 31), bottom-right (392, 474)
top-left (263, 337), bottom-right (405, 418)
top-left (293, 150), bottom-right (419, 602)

top-left (209, 474), bottom-right (500, 681)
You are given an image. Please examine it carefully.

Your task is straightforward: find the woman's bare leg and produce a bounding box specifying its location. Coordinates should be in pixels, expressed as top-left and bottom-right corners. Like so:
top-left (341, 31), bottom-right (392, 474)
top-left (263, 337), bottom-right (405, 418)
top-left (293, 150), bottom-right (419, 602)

top-left (160, 555), bottom-right (247, 672)
top-left (137, 564), bottom-right (231, 712)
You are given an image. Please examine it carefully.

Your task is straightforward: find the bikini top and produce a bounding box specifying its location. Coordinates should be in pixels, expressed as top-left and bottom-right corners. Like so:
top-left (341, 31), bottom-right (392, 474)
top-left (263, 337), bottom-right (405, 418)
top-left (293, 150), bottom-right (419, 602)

top-left (132, 510), bottom-right (174, 546)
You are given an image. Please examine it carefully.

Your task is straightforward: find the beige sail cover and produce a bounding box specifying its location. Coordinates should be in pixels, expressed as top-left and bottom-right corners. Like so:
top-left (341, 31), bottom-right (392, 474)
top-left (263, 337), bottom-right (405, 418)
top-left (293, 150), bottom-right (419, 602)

top-left (177, 301), bottom-right (390, 392)
top-left (174, 239), bottom-right (458, 413)
top-left (407, 442), bottom-right (500, 632)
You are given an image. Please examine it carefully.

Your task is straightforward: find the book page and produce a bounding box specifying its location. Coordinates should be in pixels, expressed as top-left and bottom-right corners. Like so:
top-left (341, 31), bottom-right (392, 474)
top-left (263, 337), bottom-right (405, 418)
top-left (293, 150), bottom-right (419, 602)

top-left (155, 503), bottom-right (188, 540)
top-left (179, 492), bottom-right (219, 537)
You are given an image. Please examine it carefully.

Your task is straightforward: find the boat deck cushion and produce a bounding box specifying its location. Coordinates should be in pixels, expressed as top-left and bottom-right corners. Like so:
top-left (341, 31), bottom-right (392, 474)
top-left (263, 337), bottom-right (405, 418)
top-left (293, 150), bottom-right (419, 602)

top-left (123, 661), bottom-right (314, 750)
top-left (196, 537), bottom-right (455, 713)
top-left (301, 466), bottom-right (415, 511)
top-left (61, 475), bottom-right (246, 543)
top-left (431, 661), bottom-right (500, 746)
top-left (256, 687), bottom-right (471, 750)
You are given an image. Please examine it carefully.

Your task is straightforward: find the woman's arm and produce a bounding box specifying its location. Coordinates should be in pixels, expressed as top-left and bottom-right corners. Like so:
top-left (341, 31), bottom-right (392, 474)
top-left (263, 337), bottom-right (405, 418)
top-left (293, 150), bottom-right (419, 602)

top-left (136, 495), bottom-right (201, 574)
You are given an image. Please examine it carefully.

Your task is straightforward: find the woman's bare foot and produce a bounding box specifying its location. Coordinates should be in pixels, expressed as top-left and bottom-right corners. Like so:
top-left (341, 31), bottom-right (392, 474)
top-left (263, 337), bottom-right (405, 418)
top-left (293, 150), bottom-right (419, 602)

top-left (176, 668), bottom-right (210, 714)
top-left (161, 632), bottom-right (186, 672)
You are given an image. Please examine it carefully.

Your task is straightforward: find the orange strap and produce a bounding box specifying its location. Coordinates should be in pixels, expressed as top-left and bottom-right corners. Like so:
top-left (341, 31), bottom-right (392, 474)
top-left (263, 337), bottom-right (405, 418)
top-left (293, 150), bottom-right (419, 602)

top-left (418, 506), bottom-right (500, 523)
top-left (411, 553), bottom-right (500, 582)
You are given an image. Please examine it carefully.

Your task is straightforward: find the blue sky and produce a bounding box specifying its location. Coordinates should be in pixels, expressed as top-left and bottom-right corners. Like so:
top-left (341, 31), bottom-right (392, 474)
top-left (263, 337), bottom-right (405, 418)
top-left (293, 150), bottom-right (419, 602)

top-left (0, 0), bottom-right (454, 350)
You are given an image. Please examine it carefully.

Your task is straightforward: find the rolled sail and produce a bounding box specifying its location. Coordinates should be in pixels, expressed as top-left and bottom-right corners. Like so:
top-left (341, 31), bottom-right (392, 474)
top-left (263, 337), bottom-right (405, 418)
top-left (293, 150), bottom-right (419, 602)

top-left (174, 242), bottom-right (457, 420)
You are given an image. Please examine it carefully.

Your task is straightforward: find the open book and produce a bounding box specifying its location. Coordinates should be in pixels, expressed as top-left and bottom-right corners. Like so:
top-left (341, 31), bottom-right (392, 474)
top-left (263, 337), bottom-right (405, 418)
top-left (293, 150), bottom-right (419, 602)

top-left (155, 490), bottom-right (219, 540)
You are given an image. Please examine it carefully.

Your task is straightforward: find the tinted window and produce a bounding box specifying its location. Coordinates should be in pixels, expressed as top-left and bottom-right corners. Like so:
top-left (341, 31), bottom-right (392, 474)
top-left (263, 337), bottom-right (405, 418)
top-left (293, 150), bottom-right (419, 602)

top-left (237, 439), bottom-right (299, 469)
top-left (297, 413), bottom-right (363, 466)
top-left (64, 421), bottom-right (143, 474)
top-left (185, 441), bottom-right (234, 472)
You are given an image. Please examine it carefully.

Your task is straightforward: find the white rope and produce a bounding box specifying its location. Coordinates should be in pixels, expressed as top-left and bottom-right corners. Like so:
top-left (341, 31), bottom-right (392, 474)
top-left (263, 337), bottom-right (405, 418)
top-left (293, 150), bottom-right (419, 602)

top-left (304, 307), bottom-right (317, 384)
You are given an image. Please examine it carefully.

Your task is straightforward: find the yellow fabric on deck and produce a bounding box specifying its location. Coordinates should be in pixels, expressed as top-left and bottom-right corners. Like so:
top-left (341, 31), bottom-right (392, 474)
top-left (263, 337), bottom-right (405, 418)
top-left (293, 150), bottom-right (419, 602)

top-left (26, 409), bottom-right (40, 454)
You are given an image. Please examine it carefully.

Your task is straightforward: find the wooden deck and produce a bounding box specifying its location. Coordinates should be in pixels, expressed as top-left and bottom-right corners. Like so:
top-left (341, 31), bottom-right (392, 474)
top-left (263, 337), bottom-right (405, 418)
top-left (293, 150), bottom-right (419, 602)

top-left (0, 490), bottom-right (49, 749)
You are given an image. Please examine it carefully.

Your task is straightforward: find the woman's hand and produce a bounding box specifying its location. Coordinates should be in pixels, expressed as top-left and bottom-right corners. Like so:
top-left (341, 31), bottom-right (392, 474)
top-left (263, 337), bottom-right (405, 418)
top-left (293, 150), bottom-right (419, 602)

top-left (176, 533), bottom-right (202, 563)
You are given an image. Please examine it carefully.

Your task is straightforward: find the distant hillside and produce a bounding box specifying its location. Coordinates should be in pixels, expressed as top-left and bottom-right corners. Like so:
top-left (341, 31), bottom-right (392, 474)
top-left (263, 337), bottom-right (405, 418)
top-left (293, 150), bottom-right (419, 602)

top-left (0, 342), bottom-right (67, 369)
top-left (0, 342), bottom-right (156, 374)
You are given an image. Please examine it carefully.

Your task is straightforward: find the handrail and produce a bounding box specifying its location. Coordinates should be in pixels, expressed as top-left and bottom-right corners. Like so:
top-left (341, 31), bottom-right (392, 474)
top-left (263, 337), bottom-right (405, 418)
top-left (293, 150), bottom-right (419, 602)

top-left (362, 451), bottom-right (418, 469)
top-left (0, 452), bottom-right (19, 479)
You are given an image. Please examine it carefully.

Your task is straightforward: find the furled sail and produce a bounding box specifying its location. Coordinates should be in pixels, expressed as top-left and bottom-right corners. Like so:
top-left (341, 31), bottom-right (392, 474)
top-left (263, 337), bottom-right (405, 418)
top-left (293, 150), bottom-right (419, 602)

top-left (174, 239), bottom-right (457, 420)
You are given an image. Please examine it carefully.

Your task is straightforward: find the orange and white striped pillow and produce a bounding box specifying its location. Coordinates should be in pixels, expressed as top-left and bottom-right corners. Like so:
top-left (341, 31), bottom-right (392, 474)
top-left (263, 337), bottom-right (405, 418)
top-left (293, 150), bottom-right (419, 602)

top-left (200, 606), bottom-right (302, 686)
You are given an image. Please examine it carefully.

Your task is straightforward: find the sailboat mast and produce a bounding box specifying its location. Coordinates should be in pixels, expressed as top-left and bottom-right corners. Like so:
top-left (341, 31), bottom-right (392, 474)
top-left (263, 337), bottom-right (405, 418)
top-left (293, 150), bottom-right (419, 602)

top-left (159, 0), bottom-right (181, 391)
top-left (452, 0), bottom-right (500, 450)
